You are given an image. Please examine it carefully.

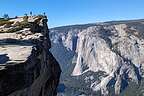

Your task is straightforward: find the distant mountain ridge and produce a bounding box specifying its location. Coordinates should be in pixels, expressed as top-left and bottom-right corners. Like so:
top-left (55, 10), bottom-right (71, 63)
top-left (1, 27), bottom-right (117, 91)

top-left (50, 18), bottom-right (144, 96)
top-left (50, 18), bottom-right (144, 29)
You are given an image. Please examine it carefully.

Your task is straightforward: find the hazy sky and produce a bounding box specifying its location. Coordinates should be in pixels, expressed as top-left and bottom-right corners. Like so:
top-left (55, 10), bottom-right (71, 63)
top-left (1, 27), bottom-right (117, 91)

top-left (0, 0), bottom-right (144, 28)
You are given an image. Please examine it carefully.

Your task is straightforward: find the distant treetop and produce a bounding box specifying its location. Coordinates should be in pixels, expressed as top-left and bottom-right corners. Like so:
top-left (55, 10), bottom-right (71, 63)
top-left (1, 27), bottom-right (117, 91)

top-left (3, 14), bottom-right (9, 20)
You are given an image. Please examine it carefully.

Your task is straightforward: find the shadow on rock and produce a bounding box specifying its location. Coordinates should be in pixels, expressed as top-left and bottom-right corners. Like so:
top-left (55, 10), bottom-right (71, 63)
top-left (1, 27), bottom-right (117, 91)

top-left (0, 54), bottom-right (9, 64)
top-left (0, 39), bottom-right (33, 46)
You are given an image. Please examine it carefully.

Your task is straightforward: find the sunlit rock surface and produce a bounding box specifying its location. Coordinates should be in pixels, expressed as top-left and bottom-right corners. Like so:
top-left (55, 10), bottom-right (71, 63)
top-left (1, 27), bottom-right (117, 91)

top-left (0, 16), bottom-right (61, 96)
top-left (50, 20), bottom-right (144, 96)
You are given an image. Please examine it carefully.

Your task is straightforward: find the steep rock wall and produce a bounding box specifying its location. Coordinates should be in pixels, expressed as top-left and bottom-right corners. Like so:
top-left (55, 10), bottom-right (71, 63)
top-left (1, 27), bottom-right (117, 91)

top-left (0, 16), bottom-right (61, 96)
top-left (50, 20), bottom-right (144, 96)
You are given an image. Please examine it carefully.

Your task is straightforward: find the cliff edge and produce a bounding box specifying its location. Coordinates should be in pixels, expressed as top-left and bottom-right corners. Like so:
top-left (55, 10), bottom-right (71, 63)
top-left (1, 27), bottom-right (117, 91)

top-left (0, 16), bottom-right (61, 96)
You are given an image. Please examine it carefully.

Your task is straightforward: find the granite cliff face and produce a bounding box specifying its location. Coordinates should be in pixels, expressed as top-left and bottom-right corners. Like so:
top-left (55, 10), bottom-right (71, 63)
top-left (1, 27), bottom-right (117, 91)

top-left (50, 20), bottom-right (144, 96)
top-left (0, 16), bottom-right (61, 96)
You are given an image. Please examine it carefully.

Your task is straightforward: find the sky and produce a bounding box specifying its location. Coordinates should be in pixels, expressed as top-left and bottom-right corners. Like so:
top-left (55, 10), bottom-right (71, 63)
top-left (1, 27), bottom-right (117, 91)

top-left (0, 0), bottom-right (144, 28)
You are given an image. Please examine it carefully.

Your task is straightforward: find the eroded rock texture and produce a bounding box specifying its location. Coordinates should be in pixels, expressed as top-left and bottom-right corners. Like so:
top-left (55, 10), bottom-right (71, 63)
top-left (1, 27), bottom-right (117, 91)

top-left (50, 20), bottom-right (144, 96)
top-left (0, 16), bottom-right (61, 96)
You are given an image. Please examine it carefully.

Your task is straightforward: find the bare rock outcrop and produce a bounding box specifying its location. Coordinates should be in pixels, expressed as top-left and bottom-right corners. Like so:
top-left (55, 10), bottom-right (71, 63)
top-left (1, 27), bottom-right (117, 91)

top-left (0, 16), bottom-right (61, 96)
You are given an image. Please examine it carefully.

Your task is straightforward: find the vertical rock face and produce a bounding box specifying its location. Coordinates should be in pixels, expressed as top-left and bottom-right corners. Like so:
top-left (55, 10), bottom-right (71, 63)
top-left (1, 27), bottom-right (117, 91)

top-left (74, 24), bottom-right (143, 95)
top-left (50, 20), bottom-right (144, 96)
top-left (0, 16), bottom-right (61, 96)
